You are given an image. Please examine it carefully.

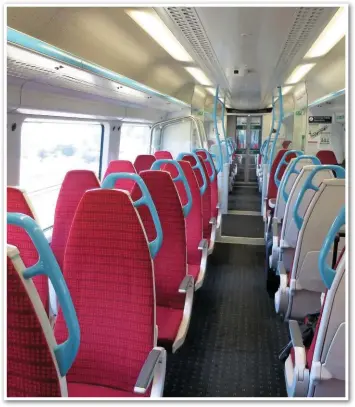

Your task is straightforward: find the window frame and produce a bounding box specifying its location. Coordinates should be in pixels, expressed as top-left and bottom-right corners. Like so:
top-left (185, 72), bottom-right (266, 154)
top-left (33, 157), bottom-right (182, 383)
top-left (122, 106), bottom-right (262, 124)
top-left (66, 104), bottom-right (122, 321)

top-left (19, 118), bottom-right (105, 230)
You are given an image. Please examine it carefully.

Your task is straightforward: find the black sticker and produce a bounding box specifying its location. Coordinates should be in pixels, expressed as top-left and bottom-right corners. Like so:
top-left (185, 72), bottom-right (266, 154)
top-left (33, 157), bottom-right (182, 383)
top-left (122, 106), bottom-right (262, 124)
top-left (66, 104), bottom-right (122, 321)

top-left (308, 116), bottom-right (332, 123)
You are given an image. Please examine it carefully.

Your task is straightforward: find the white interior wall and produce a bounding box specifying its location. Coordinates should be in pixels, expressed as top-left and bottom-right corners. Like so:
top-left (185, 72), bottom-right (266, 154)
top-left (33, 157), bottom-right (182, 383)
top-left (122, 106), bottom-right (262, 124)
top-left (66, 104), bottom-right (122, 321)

top-left (161, 121), bottom-right (192, 158)
top-left (306, 106), bottom-right (345, 162)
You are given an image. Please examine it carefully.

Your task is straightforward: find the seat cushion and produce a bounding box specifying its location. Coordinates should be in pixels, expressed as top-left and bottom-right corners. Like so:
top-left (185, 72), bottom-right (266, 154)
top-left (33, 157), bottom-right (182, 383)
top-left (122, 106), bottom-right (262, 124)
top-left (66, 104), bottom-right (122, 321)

top-left (68, 382), bottom-right (147, 397)
top-left (188, 264), bottom-right (200, 280)
top-left (156, 306), bottom-right (183, 344)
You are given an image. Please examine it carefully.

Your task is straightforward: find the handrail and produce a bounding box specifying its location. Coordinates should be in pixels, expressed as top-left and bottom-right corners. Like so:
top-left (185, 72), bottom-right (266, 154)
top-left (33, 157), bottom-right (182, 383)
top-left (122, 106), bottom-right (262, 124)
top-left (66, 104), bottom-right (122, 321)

top-left (293, 165), bottom-right (345, 230)
top-left (149, 115), bottom-right (207, 153)
top-left (318, 206), bottom-right (345, 289)
top-left (212, 85), bottom-right (224, 172)
top-left (268, 87), bottom-right (284, 175)
top-left (220, 100), bottom-right (230, 164)
top-left (263, 94), bottom-right (275, 166)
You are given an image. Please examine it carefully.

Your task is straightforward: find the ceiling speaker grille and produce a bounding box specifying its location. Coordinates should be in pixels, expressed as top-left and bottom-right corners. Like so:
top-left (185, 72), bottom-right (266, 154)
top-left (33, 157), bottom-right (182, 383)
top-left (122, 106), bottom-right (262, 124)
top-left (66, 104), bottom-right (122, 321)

top-left (165, 7), bottom-right (219, 66)
top-left (278, 7), bottom-right (325, 65)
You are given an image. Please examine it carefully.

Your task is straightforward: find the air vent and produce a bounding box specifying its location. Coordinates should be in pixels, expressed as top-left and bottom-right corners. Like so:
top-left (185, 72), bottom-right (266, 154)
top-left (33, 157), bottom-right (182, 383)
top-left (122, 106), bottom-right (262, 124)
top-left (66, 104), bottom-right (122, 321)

top-left (7, 58), bottom-right (54, 78)
top-left (165, 7), bottom-right (219, 67)
top-left (277, 7), bottom-right (325, 65)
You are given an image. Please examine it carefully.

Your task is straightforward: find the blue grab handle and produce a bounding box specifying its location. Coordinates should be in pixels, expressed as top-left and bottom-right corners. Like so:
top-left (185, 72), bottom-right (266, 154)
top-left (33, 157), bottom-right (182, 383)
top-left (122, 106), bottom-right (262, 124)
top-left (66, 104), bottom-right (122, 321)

top-left (7, 213), bottom-right (80, 377)
top-left (293, 165), bottom-right (346, 230)
top-left (274, 150), bottom-right (303, 187)
top-left (177, 152), bottom-right (208, 196)
top-left (151, 159), bottom-right (193, 218)
top-left (220, 140), bottom-right (231, 163)
top-left (193, 148), bottom-right (217, 182)
top-left (318, 206), bottom-right (345, 289)
top-left (101, 173), bottom-right (163, 259)
top-left (282, 155), bottom-right (321, 202)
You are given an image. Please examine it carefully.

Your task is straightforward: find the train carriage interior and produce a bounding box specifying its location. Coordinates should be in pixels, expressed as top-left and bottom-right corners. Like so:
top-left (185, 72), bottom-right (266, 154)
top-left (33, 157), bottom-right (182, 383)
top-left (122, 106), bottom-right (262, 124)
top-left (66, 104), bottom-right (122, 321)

top-left (5, 4), bottom-right (348, 400)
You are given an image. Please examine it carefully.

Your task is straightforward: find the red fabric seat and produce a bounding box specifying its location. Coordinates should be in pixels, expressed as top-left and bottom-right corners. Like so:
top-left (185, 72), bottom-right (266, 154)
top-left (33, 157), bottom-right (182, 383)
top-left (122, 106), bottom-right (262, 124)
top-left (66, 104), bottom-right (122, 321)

top-left (265, 149), bottom-right (297, 214)
top-left (7, 187), bottom-right (48, 312)
top-left (131, 171), bottom-right (186, 347)
top-left (154, 151), bottom-right (173, 160)
top-left (156, 306), bottom-right (183, 344)
top-left (54, 189), bottom-right (156, 396)
top-left (134, 155), bottom-right (156, 173)
top-left (196, 150), bottom-right (218, 220)
top-left (162, 160), bottom-right (203, 268)
top-left (7, 251), bottom-right (62, 397)
top-left (316, 150), bottom-right (338, 165)
top-left (51, 170), bottom-right (100, 271)
top-left (188, 264), bottom-right (200, 280)
top-left (103, 160), bottom-right (137, 192)
top-left (68, 383), bottom-right (147, 398)
top-left (181, 154), bottom-right (212, 242)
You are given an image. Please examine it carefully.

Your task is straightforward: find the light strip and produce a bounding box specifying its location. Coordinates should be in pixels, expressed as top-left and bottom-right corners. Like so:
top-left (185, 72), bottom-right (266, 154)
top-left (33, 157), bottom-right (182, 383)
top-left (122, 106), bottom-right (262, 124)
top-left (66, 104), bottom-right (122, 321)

top-left (282, 85), bottom-right (294, 96)
top-left (206, 86), bottom-right (216, 96)
top-left (305, 7), bottom-right (346, 59)
top-left (126, 9), bottom-right (193, 62)
top-left (185, 67), bottom-right (213, 86)
top-left (285, 63), bottom-right (316, 85)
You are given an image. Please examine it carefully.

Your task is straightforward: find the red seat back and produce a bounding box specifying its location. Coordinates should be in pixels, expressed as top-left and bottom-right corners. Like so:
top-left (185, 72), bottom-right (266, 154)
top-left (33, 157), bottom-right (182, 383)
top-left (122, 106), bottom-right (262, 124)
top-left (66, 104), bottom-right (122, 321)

top-left (7, 187), bottom-right (48, 311)
top-left (154, 151), bottom-right (173, 160)
top-left (103, 160), bottom-right (137, 192)
top-left (196, 150), bottom-right (218, 219)
top-left (266, 149), bottom-right (296, 212)
top-left (181, 154), bottom-right (211, 240)
top-left (132, 171), bottom-right (186, 309)
top-left (7, 247), bottom-right (61, 397)
top-left (51, 170), bottom-right (100, 271)
top-left (54, 189), bottom-right (155, 393)
top-left (282, 140), bottom-right (292, 149)
top-left (316, 150), bottom-right (338, 165)
top-left (163, 161), bottom-right (203, 266)
top-left (134, 155), bottom-right (156, 173)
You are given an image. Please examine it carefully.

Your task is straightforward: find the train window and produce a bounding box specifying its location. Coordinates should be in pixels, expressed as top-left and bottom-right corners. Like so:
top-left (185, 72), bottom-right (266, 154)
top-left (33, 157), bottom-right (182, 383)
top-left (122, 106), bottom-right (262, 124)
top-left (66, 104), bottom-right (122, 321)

top-left (118, 124), bottom-right (150, 160)
top-left (20, 121), bottom-right (104, 229)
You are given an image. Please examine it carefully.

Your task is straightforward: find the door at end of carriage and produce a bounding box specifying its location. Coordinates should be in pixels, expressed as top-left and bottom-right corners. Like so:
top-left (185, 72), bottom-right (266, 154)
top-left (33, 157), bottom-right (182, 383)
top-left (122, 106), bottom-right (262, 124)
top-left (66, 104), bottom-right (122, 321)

top-left (236, 116), bottom-right (262, 182)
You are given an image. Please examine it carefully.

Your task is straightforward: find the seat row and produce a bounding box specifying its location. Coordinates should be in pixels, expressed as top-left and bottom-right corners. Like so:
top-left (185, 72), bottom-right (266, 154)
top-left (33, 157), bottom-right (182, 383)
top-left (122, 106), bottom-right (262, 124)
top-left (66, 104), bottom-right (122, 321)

top-left (7, 148), bottom-right (222, 398)
top-left (258, 147), bottom-right (346, 397)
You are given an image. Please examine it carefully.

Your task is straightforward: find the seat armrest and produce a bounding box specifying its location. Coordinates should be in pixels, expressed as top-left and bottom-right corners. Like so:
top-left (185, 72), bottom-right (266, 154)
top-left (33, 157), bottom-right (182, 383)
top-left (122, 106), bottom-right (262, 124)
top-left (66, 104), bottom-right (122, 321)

top-left (269, 198), bottom-right (276, 209)
top-left (272, 218), bottom-right (280, 246)
top-left (198, 239), bottom-right (208, 250)
top-left (209, 217), bottom-right (217, 225)
top-left (216, 203), bottom-right (221, 209)
top-left (178, 275), bottom-right (194, 294)
top-left (278, 260), bottom-right (287, 276)
top-left (134, 347), bottom-right (166, 394)
top-left (288, 320), bottom-right (306, 368)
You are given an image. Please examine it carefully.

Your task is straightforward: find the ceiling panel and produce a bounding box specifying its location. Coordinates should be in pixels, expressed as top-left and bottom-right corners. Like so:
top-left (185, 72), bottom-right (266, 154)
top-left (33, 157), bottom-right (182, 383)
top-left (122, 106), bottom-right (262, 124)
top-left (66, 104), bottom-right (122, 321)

top-left (194, 6), bottom-right (338, 109)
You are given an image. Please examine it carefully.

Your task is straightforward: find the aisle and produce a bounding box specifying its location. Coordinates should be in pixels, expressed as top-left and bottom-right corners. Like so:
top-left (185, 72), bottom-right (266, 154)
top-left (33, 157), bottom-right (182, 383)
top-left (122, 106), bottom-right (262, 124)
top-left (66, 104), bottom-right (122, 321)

top-left (163, 244), bottom-right (289, 397)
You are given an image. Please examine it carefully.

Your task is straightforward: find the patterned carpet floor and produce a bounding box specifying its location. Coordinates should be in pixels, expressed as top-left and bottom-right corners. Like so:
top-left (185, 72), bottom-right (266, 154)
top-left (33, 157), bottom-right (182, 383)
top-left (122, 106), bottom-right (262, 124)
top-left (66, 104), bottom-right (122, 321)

top-left (163, 244), bottom-right (289, 397)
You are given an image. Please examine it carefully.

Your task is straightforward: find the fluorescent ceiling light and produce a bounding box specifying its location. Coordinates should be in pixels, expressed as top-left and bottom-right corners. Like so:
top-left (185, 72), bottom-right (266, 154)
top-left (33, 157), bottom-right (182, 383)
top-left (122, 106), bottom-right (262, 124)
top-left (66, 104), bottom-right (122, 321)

top-left (194, 87), bottom-right (206, 97)
top-left (126, 10), bottom-right (193, 62)
top-left (305, 7), bottom-right (346, 59)
top-left (285, 64), bottom-right (316, 84)
top-left (282, 86), bottom-right (293, 96)
top-left (185, 67), bottom-right (213, 86)
top-left (206, 87), bottom-right (216, 96)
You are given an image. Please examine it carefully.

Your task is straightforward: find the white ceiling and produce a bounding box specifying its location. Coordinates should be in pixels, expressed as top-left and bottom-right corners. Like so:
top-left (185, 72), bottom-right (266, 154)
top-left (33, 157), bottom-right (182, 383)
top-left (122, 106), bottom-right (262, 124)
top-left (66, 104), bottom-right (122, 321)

top-left (7, 6), bottom-right (342, 114)
top-left (192, 7), bottom-right (337, 109)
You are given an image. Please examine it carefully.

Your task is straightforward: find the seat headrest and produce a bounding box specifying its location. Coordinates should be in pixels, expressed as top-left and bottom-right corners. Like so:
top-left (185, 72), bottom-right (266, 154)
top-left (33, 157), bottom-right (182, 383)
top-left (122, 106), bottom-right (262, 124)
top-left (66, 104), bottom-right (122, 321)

top-left (134, 155), bottom-right (156, 173)
top-left (316, 150), bottom-right (338, 165)
top-left (154, 151), bottom-right (173, 160)
top-left (104, 160), bottom-right (136, 179)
